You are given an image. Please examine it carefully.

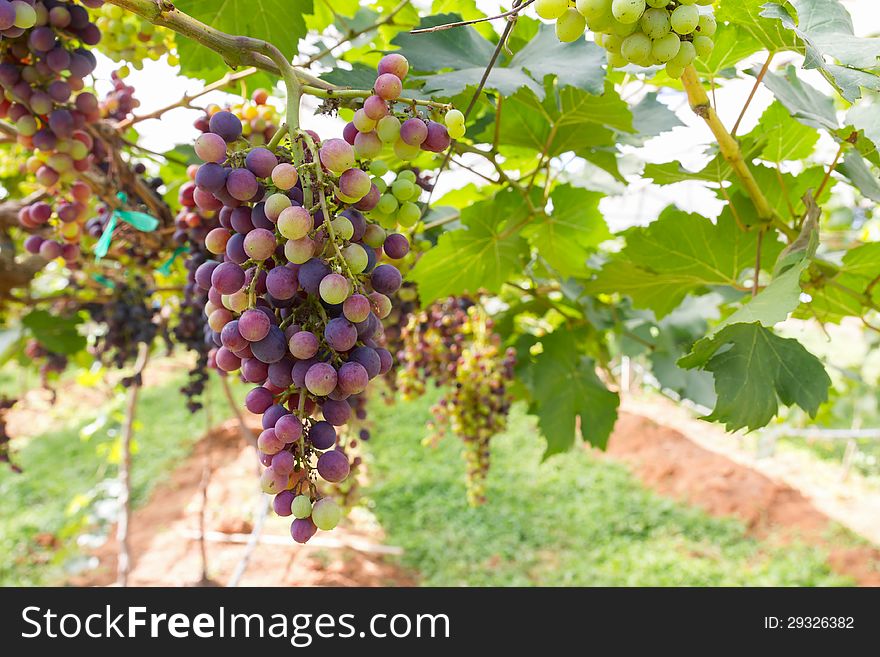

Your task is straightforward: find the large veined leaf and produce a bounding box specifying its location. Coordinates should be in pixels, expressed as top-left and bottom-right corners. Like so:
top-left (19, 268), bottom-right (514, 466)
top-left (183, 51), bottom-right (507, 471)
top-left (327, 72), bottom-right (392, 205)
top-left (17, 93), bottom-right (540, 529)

top-left (761, 0), bottom-right (880, 101)
top-left (409, 190), bottom-right (529, 305)
top-left (796, 243), bottom-right (880, 323)
top-left (22, 310), bottom-right (86, 355)
top-left (623, 92), bottom-right (684, 147)
top-left (391, 17), bottom-right (605, 99)
top-left (523, 185), bottom-right (610, 277)
top-left (583, 207), bottom-right (784, 318)
top-left (753, 101), bottom-right (820, 162)
top-left (678, 323), bottom-right (830, 431)
top-left (837, 150), bottom-right (880, 203)
top-left (759, 66), bottom-right (839, 133)
top-left (694, 24), bottom-right (763, 79)
top-left (716, 0), bottom-right (799, 53)
top-left (491, 82), bottom-right (632, 158)
top-left (522, 330), bottom-right (619, 456)
top-left (174, 0), bottom-right (314, 80)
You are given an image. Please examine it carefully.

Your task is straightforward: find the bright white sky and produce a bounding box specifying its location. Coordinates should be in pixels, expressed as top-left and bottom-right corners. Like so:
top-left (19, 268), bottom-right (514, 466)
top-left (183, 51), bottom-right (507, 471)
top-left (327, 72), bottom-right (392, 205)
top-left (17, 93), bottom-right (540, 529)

top-left (101, 0), bottom-right (879, 232)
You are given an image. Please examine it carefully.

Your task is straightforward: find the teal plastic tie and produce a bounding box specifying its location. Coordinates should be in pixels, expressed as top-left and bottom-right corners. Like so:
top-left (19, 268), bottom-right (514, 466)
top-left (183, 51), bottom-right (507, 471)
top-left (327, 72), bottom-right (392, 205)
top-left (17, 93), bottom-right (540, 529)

top-left (93, 192), bottom-right (160, 259)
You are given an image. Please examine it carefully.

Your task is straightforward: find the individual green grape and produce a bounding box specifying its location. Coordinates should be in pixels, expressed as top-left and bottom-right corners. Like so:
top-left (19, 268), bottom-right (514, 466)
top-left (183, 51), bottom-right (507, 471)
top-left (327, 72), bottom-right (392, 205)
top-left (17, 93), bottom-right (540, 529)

top-left (646, 0), bottom-right (667, 6)
top-left (576, 0), bottom-right (612, 21)
top-left (397, 170), bottom-right (417, 184)
top-left (651, 32), bottom-right (682, 63)
top-left (670, 39), bottom-right (697, 67)
top-left (698, 14), bottom-right (717, 36)
top-left (639, 7), bottom-right (670, 39)
top-left (670, 5), bottom-right (700, 34)
top-left (372, 177), bottom-right (388, 193)
top-left (586, 10), bottom-right (614, 32)
top-left (535, 0), bottom-right (569, 20)
top-left (445, 109), bottom-right (465, 128)
top-left (392, 179), bottom-right (415, 201)
top-left (291, 495), bottom-right (312, 519)
top-left (609, 17), bottom-right (639, 36)
top-left (556, 8), bottom-right (587, 42)
top-left (666, 61), bottom-right (686, 78)
top-left (693, 35), bottom-right (714, 58)
top-left (376, 116), bottom-right (401, 143)
top-left (621, 32), bottom-right (652, 64)
top-left (448, 122), bottom-right (466, 140)
top-left (607, 52), bottom-right (628, 68)
top-left (396, 202), bottom-right (421, 228)
top-left (611, 0), bottom-right (646, 25)
top-left (369, 159), bottom-right (389, 176)
top-left (377, 193), bottom-right (399, 215)
top-left (603, 34), bottom-right (623, 54)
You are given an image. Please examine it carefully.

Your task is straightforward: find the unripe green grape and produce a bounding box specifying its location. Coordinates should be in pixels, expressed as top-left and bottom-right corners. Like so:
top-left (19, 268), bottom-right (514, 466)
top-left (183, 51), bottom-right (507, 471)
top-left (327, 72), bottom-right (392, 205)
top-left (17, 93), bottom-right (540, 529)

top-left (291, 495), bottom-right (312, 519)
top-left (342, 244), bottom-right (368, 273)
top-left (611, 0), bottom-right (646, 24)
top-left (621, 32), bottom-right (652, 63)
top-left (576, 0), bottom-right (612, 21)
top-left (445, 109), bottom-right (465, 128)
top-left (376, 211), bottom-right (397, 230)
top-left (397, 170), bottom-right (417, 183)
top-left (607, 52), bottom-right (628, 68)
top-left (646, 0), bottom-right (667, 6)
top-left (586, 11), bottom-right (613, 31)
top-left (697, 14), bottom-right (717, 36)
top-left (396, 202), bottom-right (421, 228)
top-left (604, 34), bottom-right (623, 54)
top-left (372, 176), bottom-right (388, 193)
top-left (331, 216), bottom-right (355, 240)
top-left (369, 159), bottom-right (389, 176)
top-left (670, 39), bottom-right (696, 67)
top-left (666, 61), bottom-right (685, 79)
top-left (311, 498), bottom-right (341, 531)
top-left (393, 139), bottom-right (421, 161)
top-left (670, 5), bottom-right (700, 34)
top-left (639, 7), bottom-right (670, 39)
top-left (535, 0), bottom-right (568, 20)
top-left (377, 193), bottom-right (399, 215)
top-left (594, 31), bottom-right (605, 47)
top-left (651, 32), bottom-right (681, 63)
top-left (392, 179), bottom-right (415, 200)
top-left (609, 17), bottom-right (638, 36)
top-left (693, 35), bottom-right (714, 58)
top-left (448, 122), bottom-right (466, 140)
top-left (376, 115), bottom-right (401, 143)
top-left (556, 8), bottom-right (586, 42)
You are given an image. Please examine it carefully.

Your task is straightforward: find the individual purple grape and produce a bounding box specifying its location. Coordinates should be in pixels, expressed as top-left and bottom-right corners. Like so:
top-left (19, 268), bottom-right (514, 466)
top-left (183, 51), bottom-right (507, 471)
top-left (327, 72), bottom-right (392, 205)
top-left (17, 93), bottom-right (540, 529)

top-left (227, 168), bottom-right (258, 201)
top-left (309, 421), bottom-right (337, 450)
top-left (245, 147), bottom-right (278, 178)
top-left (28, 26), bottom-right (54, 52)
top-left (271, 450), bottom-right (296, 476)
top-left (324, 317), bottom-right (357, 352)
top-left (262, 404), bottom-right (289, 429)
top-left (23, 234), bottom-right (43, 254)
top-left (195, 132), bottom-right (227, 163)
top-left (342, 121), bottom-right (358, 145)
top-left (48, 109), bottom-right (73, 137)
top-left (371, 264), bottom-right (402, 295)
top-left (46, 47), bottom-right (70, 73)
top-left (342, 294), bottom-right (371, 323)
top-left (268, 357), bottom-right (294, 388)
top-left (305, 362), bottom-right (338, 396)
top-left (246, 386), bottom-right (274, 414)
top-left (257, 428), bottom-right (284, 455)
top-left (215, 347), bottom-right (242, 372)
top-left (251, 203), bottom-right (274, 230)
top-left (400, 118), bottom-right (428, 146)
top-left (39, 240), bottom-right (62, 260)
top-left (291, 358), bottom-right (317, 389)
top-left (383, 233), bottom-right (410, 259)
top-left (0, 1), bottom-right (15, 30)
top-left (195, 162), bottom-right (227, 192)
top-left (266, 266), bottom-right (298, 300)
top-left (195, 261), bottom-right (219, 290)
top-left (211, 261), bottom-right (245, 295)
top-left (355, 313), bottom-right (381, 340)
top-left (354, 184), bottom-right (380, 212)
top-left (274, 490), bottom-right (295, 517)
top-left (209, 110), bottom-right (243, 142)
top-left (349, 346), bottom-right (381, 379)
top-left (376, 347), bottom-right (393, 375)
top-left (337, 361), bottom-right (369, 394)
top-left (220, 320), bottom-right (248, 352)
top-left (363, 94), bottom-right (388, 121)
top-left (229, 206), bottom-right (254, 234)
top-left (289, 331), bottom-right (319, 359)
top-left (375, 73), bottom-right (402, 101)
top-left (252, 326), bottom-right (287, 364)
top-left (321, 399), bottom-right (351, 426)
top-left (290, 517), bottom-right (317, 544)
top-left (317, 450), bottom-right (350, 483)
top-left (47, 80), bottom-right (71, 102)
top-left (275, 414), bottom-right (303, 443)
top-left (243, 227), bottom-right (276, 261)
top-left (242, 357), bottom-right (270, 383)
top-left (238, 308), bottom-right (271, 342)
top-left (318, 138), bottom-right (355, 174)
top-left (423, 122), bottom-right (451, 152)
top-left (378, 53), bottom-right (409, 79)
top-left (225, 232), bottom-right (248, 264)
top-left (298, 258), bottom-right (331, 295)
top-left (338, 168), bottom-right (371, 202)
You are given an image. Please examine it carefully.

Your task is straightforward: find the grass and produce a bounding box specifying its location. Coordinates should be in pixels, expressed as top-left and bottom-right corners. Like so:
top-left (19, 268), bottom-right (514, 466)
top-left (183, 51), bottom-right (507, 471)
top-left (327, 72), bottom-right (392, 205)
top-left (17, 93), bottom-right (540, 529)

top-left (363, 390), bottom-right (852, 586)
top-left (0, 372), bottom-right (240, 586)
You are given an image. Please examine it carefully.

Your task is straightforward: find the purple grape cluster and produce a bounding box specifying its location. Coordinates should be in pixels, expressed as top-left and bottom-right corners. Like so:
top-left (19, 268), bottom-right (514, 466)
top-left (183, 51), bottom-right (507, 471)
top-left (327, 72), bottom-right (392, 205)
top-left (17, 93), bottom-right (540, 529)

top-left (100, 67), bottom-right (139, 120)
top-left (191, 107), bottom-right (410, 543)
top-left (0, 396), bottom-right (20, 472)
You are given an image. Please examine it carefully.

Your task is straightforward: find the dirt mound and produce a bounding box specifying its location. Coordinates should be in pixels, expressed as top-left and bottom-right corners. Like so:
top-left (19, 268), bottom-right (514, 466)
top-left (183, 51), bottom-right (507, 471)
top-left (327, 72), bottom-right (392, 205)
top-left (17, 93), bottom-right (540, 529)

top-left (606, 413), bottom-right (880, 586)
top-left (74, 416), bottom-right (414, 587)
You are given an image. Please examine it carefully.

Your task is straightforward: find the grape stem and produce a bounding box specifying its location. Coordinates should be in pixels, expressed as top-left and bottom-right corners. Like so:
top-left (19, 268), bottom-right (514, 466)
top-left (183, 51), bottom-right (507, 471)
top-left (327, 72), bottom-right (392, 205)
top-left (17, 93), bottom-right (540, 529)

top-left (408, 0), bottom-right (535, 33)
top-left (680, 66), bottom-right (797, 241)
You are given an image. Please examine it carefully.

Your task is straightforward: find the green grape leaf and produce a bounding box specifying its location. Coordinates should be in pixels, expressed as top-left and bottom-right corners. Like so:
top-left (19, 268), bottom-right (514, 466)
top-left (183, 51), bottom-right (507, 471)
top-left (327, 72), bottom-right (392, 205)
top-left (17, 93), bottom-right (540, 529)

top-left (522, 330), bottom-right (619, 456)
top-left (523, 185), bottom-right (610, 277)
top-left (678, 323), bottom-right (830, 431)
top-left (409, 190), bottom-right (529, 305)
top-left (798, 243), bottom-right (880, 323)
top-left (508, 24), bottom-right (606, 96)
top-left (624, 92), bottom-right (684, 146)
top-left (583, 207), bottom-right (784, 318)
top-left (492, 83), bottom-right (632, 158)
top-left (174, 0), bottom-right (314, 81)
top-left (319, 62), bottom-right (380, 89)
top-left (761, 0), bottom-right (880, 100)
top-left (837, 150), bottom-right (880, 203)
top-left (716, 0), bottom-right (799, 53)
top-left (694, 24), bottom-right (763, 79)
top-left (22, 310), bottom-right (86, 355)
top-left (760, 66), bottom-right (839, 132)
top-left (305, 0), bottom-right (359, 31)
top-left (754, 101), bottom-right (820, 162)
top-left (726, 165), bottom-right (831, 225)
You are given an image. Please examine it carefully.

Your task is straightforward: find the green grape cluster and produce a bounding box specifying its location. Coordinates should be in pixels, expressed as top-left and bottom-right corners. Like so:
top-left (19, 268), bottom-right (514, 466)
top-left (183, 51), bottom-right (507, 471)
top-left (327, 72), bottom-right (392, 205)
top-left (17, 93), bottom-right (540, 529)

top-left (364, 160), bottom-right (424, 231)
top-left (536, 0), bottom-right (717, 79)
top-left (90, 2), bottom-right (177, 69)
